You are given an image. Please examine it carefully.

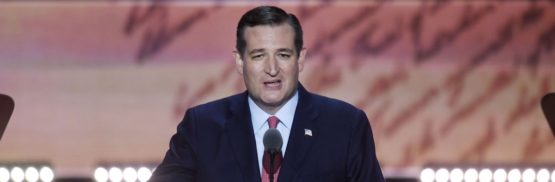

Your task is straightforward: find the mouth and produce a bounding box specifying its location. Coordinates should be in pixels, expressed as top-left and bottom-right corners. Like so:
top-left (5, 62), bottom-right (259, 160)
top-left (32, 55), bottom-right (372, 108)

top-left (263, 80), bottom-right (282, 89)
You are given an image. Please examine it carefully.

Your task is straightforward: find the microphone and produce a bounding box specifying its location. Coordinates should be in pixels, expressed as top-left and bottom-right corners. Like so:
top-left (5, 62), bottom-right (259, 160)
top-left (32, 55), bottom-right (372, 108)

top-left (263, 128), bottom-right (282, 182)
top-left (0, 94), bottom-right (15, 141)
top-left (541, 93), bottom-right (555, 137)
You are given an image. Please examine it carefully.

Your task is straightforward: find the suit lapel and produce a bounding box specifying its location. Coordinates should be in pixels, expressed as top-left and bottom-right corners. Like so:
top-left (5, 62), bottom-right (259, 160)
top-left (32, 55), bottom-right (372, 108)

top-left (278, 85), bottom-right (319, 182)
top-left (226, 92), bottom-right (261, 182)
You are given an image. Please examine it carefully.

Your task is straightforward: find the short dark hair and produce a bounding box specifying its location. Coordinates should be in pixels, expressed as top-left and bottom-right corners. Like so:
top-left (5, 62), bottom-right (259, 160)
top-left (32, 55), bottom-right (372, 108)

top-left (236, 6), bottom-right (303, 58)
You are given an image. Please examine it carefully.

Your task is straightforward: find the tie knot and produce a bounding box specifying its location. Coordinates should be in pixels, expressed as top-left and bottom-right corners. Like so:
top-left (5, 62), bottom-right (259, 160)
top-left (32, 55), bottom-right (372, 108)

top-left (267, 116), bottom-right (279, 129)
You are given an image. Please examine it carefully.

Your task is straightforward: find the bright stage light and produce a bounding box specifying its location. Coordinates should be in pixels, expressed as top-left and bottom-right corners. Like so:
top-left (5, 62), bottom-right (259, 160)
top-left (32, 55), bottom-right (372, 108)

top-left (0, 164), bottom-right (54, 182)
top-left (39, 166), bottom-right (54, 182)
top-left (137, 167), bottom-right (152, 182)
top-left (479, 169), bottom-right (493, 182)
top-left (522, 168), bottom-right (535, 182)
top-left (123, 167), bottom-right (138, 182)
top-left (507, 169), bottom-right (521, 182)
top-left (94, 167), bottom-right (109, 182)
top-left (436, 168), bottom-right (450, 182)
top-left (536, 169), bottom-right (549, 182)
top-left (420, 166), bottom-right (555, 182)
top-left (0, 167), bottom-right (10, 182)
top-left (420, 168), bottom-right (435, 182)
top-left (465, 168), bottom-right (479, 182)
top-left (493, 169), bottom-right (507, 182)
top-left (11, 167), bottom-right (25, 182)
top-left (109, 167), bottom-right (123, 182)
top-left (451, 168), bottom-right (464, 182)
top-left (25, 167), bottom-right (39, 182)
top-left (95, 163), bottom-right (156, 182)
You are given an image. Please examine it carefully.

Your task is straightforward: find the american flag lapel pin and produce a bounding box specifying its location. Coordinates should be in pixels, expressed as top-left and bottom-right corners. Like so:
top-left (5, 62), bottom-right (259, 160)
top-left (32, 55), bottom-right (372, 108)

top-left (304, 129), bottom-right (312, 137)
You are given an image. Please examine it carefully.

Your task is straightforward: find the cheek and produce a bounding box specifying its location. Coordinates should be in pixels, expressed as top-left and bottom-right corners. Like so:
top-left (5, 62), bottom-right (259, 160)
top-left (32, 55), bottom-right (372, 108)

top-left (246, 68), bottom-right (258, 77)
top-left (245, 67), bottom-right (261, 82)
top-left (282, 65), bottom-right (299, 77)
top-left (247, 64), bottom-right (264, 75)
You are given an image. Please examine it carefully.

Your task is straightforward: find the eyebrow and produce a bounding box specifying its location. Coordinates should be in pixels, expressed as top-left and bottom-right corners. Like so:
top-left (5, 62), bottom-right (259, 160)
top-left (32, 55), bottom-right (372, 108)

top-left (277, 48), bottom-right (294, 54)
top-left (247, 48), bottom-right (295, 55)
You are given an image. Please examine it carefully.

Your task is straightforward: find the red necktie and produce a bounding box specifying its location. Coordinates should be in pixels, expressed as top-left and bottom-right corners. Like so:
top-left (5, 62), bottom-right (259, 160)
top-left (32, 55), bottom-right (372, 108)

top-left (262, 116), bottom-right (282, 182)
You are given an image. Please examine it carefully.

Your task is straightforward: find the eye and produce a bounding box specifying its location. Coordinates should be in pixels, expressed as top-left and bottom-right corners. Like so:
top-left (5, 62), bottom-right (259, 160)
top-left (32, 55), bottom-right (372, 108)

top-left (277, 53), bottom-right (291, 59)
top-left (251, 54), bottom-right (264, 60)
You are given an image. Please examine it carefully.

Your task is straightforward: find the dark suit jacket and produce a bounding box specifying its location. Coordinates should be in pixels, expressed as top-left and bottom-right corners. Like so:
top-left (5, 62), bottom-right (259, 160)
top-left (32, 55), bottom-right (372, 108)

top-left (151, 85), bottom-right (384, 182)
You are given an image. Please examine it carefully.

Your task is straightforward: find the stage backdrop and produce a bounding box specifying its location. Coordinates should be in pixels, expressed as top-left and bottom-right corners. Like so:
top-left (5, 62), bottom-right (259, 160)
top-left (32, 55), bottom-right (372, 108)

top-left (0, 0), bottom-right (554, 178)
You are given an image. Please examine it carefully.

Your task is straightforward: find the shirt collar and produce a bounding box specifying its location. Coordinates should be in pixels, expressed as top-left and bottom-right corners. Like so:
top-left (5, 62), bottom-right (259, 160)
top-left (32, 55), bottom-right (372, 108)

top-left (248, 91), bottom-right (298, 132)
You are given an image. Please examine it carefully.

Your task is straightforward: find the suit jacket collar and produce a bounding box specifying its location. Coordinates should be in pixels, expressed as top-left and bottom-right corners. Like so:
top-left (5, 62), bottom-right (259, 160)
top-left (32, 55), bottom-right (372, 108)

top-left (226, 84), bottom-right (319, 182)
top-left (278, 84), bottom-right (319, 182)
top-left (227, 91), bottom-right (261, 182)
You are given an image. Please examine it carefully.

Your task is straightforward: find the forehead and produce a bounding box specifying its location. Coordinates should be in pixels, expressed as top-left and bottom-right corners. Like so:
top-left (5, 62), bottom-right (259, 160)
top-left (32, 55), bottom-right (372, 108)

top-left (243, 24), bottom-right (296, 51)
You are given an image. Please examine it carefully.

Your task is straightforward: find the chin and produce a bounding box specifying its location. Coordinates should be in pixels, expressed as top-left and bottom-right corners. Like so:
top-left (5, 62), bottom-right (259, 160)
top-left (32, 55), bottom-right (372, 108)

top-left (261, 97), bottom-right (284, 106)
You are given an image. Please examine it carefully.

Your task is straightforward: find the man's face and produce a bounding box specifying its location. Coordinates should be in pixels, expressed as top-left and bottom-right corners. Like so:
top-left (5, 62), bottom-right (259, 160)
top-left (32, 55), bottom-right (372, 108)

top-left (234, 23), bottom-right (306, 114)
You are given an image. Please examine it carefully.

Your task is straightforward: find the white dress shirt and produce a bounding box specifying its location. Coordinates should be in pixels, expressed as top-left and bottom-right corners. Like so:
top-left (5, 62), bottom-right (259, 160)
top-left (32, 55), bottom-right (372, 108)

top-left (248, 91), bottom-right (298, 174)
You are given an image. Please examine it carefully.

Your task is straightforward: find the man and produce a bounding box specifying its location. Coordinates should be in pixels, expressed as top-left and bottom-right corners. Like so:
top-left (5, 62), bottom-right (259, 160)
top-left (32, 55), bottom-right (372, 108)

top-left (151, 6), bottom-right (384, 182)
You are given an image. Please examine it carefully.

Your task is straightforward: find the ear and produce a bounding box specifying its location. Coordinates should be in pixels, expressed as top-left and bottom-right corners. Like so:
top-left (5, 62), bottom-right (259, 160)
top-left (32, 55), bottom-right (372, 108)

top-left (233, 50), bottom-right (244, 75)
top-left (298, 48), bottom-right (307, 72)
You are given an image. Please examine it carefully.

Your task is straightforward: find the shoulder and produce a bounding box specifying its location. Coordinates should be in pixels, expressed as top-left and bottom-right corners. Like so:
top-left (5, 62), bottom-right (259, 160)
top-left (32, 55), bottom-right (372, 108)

top-left (302, 92), bottom-right (373, 146)
top-left (180, 92), bottom-right (246, 127)
top-left (305, 92), bottom-right (370, 130)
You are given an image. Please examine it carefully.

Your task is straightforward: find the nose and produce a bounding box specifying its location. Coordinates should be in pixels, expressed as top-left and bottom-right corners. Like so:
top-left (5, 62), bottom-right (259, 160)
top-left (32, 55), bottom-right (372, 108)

top-left (265, 56), bottom-right (279, 76)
